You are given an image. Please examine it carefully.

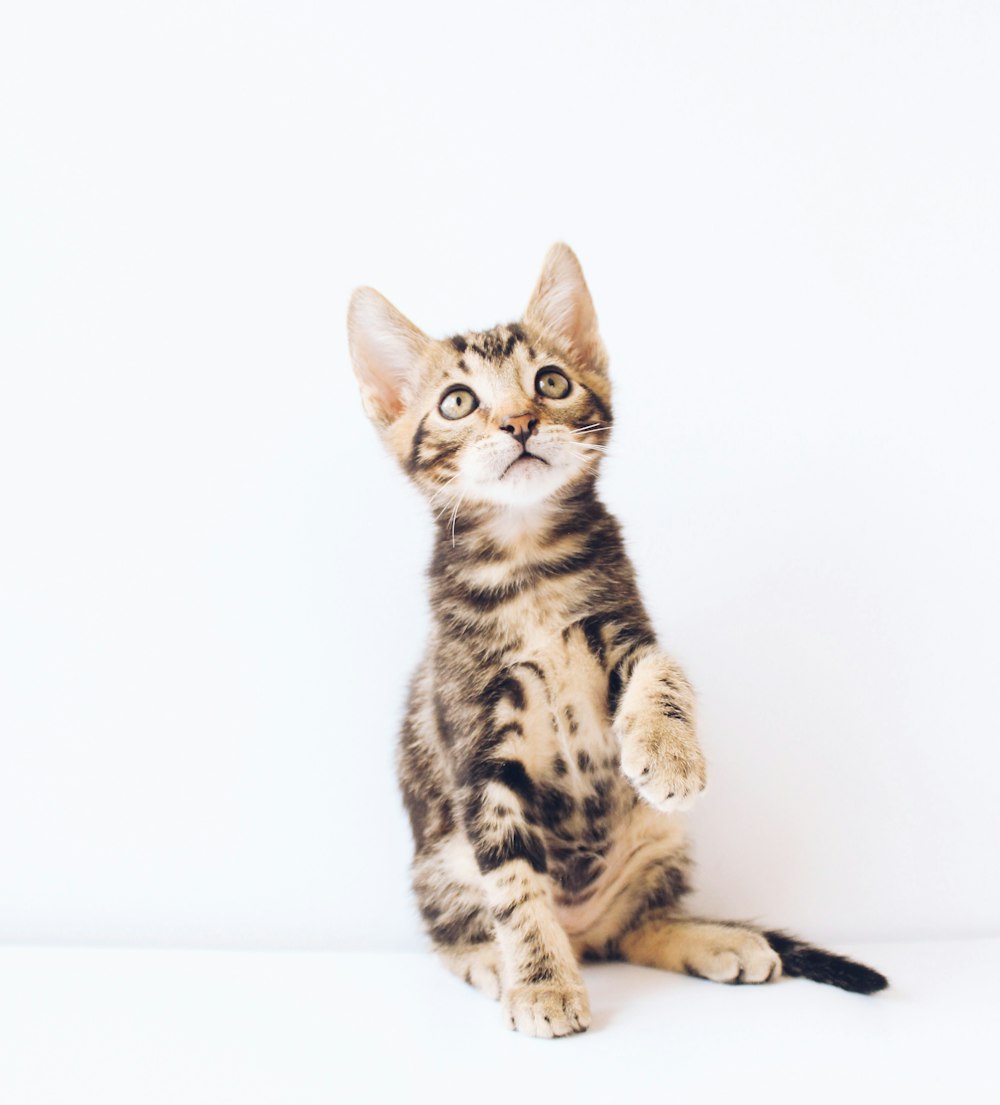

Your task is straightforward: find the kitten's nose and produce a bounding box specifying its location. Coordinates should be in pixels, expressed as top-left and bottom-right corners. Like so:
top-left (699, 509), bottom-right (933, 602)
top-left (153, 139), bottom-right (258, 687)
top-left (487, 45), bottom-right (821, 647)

top-left (501, 413), bottom-right (538, 446)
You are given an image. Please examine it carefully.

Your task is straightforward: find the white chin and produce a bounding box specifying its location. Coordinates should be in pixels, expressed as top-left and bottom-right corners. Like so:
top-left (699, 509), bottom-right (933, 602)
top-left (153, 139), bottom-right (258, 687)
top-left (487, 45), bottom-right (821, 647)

top-left (475, 458), bottom-right (569, 506)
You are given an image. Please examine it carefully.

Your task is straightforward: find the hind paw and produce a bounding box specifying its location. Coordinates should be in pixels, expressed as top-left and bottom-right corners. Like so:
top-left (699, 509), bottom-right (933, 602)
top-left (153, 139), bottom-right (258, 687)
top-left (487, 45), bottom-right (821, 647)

top-left (685, 931), bottom-right (781, 984)
top-left (438, 944), bottom-right (502, 1000)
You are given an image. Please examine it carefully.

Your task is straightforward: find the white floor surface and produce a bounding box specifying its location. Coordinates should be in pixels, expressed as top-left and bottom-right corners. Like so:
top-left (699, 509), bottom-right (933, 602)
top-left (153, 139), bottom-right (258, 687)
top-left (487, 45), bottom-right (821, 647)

top-left (1, 940), bottom-right (996, 1104)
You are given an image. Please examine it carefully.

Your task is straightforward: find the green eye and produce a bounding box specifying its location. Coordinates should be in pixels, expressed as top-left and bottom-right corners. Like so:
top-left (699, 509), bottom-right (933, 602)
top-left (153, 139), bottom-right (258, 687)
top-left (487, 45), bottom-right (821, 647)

top-left (535, 367), bottom-right (571, 399)
top-left (439, 386), bottom-right (479, 420)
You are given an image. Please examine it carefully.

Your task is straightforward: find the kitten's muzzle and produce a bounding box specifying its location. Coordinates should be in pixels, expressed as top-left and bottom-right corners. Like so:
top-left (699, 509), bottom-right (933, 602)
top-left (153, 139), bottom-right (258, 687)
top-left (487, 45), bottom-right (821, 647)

top-left (499, 450), bottom-right (549, 479)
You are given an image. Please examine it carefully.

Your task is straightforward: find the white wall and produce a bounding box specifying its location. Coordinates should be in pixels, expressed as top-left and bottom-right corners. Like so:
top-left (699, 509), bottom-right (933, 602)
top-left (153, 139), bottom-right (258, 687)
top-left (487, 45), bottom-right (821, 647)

top-left (1, 1), bottom-right (998, 950)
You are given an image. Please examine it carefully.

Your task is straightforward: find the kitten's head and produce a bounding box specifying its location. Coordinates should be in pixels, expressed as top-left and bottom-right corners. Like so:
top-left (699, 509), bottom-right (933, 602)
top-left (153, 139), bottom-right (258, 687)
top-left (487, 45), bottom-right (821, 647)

top-left (348, 244), bottom-right (611, 510)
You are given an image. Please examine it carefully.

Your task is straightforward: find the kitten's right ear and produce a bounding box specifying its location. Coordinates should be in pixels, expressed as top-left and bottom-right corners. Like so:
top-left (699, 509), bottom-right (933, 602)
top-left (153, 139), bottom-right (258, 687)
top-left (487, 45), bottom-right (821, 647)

top-left (348, 288), bottom-right (431, 426)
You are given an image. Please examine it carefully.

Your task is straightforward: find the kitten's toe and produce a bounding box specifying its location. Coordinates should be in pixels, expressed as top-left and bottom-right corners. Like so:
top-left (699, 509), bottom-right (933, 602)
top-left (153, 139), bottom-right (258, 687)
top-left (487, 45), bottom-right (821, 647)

top-left (503, 983), bottom-right (591, 1038)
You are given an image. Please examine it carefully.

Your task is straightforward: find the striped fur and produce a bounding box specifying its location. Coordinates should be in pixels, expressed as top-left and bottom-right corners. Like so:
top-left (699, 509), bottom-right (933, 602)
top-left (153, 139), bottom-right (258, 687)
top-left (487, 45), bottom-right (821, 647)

top-left (348, 244), bottom-right (887, 1037)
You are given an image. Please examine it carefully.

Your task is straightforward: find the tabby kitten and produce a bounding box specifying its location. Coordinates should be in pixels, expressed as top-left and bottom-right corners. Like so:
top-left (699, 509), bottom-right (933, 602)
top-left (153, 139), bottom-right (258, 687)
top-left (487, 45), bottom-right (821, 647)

top-left (348, 244), bottom-right (887, 1037)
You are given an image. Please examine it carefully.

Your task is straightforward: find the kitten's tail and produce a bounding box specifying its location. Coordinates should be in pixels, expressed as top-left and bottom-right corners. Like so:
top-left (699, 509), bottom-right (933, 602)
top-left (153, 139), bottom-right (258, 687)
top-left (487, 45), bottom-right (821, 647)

top-left (762, 929), bottom-right (889, 994)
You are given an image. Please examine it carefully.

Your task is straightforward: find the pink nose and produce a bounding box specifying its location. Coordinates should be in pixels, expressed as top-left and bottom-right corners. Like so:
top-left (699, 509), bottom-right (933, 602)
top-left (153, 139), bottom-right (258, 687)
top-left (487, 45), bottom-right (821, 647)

top-left (501, 413), bottom-right (537, 446)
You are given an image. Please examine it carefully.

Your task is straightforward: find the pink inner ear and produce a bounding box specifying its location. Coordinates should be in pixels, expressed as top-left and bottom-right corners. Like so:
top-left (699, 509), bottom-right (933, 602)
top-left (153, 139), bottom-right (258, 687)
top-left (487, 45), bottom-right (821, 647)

top-left (349, 288), bottom-right (429, 423)
top-left (355, 332), bottom-right (409, 419)
top-left (525, 245), bottom-right (601, 367)
top-left (366, 368), bottom-right (406, 421)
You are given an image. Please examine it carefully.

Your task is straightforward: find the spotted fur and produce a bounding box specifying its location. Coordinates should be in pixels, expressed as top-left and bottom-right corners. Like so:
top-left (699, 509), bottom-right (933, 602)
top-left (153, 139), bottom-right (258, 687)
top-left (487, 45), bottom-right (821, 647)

top-left (348, 244), bottom-right (887, 1038)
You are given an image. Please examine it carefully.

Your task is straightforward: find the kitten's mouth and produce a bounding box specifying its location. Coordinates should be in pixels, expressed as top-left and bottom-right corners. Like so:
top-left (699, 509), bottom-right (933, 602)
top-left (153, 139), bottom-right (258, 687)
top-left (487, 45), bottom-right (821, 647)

top-left (499, 452), bottom-right (549, 480)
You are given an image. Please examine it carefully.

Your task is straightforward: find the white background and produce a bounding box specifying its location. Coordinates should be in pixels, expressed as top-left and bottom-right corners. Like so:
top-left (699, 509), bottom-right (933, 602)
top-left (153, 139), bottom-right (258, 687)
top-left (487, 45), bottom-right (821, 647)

top-left (2, 1), bottom-right (998, 953)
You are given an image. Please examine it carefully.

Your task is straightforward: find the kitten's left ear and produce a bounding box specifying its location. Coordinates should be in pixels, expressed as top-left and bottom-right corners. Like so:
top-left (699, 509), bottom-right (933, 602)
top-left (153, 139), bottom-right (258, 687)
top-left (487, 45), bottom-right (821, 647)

top-left (524, 243), bottom-right (607, 373)
top-left (348, 287), bottom-right (432, 427)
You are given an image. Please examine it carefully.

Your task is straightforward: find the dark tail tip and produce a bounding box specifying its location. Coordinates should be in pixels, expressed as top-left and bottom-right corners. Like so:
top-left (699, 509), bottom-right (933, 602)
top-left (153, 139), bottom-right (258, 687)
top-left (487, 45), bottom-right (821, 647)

top-left (764, 930), bottom-right (889, 995)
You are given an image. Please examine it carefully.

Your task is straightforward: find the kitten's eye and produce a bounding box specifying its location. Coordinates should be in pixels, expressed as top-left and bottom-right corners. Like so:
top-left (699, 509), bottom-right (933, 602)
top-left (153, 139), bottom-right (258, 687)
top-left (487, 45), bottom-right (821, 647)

top-left (535, 367), bottom-right (571, 400)
top-left (439, 386), bottom-right (479, 420)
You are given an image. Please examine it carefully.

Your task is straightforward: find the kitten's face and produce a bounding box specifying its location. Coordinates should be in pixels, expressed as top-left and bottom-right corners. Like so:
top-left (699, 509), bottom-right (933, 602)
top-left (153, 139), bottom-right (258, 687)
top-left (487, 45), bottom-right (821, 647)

top-left (349, 244), bottom-right (611, 511)
top-left (387, 324), bottom-right (610, 507)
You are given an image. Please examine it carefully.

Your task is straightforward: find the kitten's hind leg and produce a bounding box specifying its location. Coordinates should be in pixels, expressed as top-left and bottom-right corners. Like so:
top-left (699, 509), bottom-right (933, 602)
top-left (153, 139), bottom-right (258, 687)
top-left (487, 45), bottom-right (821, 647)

top-left (413, 837), bottom-right (503, 999)
top-left (620, 914), bottom-right (781, 984)
top-left (437, 942), bottom-right (502, 1000)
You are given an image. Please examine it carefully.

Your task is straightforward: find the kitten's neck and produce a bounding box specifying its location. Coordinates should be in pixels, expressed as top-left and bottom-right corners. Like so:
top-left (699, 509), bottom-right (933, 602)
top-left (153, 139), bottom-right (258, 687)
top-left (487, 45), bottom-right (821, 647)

top-left (431, 476), bottom-right (602, 563)
top-left (481, 502), bottom-right (561, 547)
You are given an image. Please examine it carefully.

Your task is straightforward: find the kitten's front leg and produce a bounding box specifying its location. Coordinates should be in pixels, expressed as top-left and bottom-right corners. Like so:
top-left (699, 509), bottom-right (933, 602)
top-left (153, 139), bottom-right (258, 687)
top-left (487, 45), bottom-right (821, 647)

top-left (462, 689), bottom-right (590, 1037)
top-left (480, 857), bottom-right (590, 1038)
top-left (613, 650), bottom-right (707, 812)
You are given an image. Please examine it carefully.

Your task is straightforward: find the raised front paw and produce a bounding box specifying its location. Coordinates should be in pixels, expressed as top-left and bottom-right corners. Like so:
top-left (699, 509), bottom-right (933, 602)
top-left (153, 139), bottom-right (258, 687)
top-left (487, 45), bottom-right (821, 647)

top-left (617, 713), bottom-right (707, 813)
top-left (503, 982), bottom-right (591, 1038)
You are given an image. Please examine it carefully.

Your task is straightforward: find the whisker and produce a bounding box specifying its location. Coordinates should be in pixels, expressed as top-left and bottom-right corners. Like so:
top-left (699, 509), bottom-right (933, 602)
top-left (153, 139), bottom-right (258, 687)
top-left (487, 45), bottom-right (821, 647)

top-left (430, 485), bottom-right (461, 521)
top-left (426, 474), bottom-right (461, 510)
top-left (433, 497), bottom-right (460, 523)
top-left (427, 482), bottom-right (457, 503)
top-left (449, 494), bottom-right (464, 547)
top-left (427, 489), bottom-right (457, 513)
